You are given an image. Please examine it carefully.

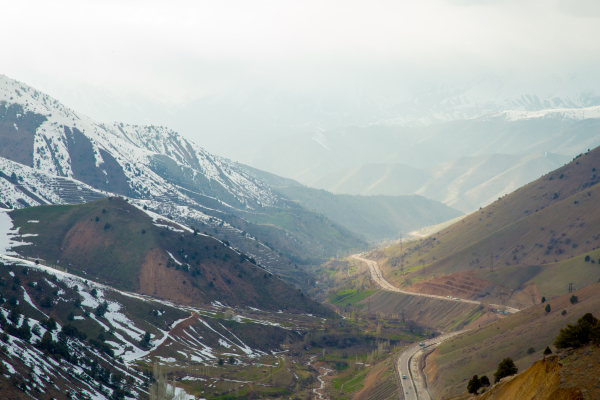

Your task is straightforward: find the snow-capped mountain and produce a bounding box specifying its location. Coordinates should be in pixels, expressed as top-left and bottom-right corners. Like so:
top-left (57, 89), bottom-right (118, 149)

top-left (0, 73), bottom-right (276, 210)
top-left (0, 74), bottom-right (327, 275)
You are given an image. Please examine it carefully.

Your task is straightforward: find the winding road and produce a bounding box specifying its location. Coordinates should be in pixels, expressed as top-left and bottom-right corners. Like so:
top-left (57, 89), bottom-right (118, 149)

top-left (351, 253), bottom-right (520, 399)
top-left (351, 254), bottom-right (520, 314)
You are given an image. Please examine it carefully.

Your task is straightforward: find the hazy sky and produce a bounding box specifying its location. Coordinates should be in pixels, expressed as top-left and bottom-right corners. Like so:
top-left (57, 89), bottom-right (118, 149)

top-left (4, 0), bottom-right (600, 104)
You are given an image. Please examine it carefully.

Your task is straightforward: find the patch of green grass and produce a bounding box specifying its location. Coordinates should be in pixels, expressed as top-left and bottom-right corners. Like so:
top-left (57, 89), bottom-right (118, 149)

top-left (329, 289), bottom-right (377, 307)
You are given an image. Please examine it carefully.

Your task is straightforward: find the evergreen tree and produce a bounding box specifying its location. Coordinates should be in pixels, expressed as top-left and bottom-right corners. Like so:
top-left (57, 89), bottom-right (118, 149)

top-left (479, 375), bottom-right (490, 387)
top-left (467, 375), bottom-right (481, 394)
top-left (554, 313), bottom-right (600, 349)
top-left (494, 358), bottom-right (518, 383)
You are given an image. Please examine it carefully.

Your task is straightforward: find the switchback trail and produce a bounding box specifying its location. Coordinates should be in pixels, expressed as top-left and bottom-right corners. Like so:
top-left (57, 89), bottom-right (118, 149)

top-left (351, 254), bottom-right (519, 314)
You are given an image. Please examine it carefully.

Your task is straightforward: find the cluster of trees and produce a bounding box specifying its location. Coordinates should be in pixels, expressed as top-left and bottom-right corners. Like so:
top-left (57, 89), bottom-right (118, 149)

top-left (467, 374), bottom-right (490, 394)
top-left (467, 357), bottom-right (518, 394)
top-left (554, 313), bottom-right (600, 349)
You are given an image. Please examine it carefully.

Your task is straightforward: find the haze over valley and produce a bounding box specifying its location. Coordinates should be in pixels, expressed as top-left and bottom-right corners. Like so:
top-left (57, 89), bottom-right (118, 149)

top-left (1, 1), bottom-right (600, 399)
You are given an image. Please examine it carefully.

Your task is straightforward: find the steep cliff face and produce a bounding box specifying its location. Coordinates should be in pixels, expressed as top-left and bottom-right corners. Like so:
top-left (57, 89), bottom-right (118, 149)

top-left (447, 345), bottom-right (600, 400)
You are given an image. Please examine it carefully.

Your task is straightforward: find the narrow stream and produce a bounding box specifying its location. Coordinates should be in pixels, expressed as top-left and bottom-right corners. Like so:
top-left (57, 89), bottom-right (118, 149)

top-left (308, 355), bottom-right (333, 399)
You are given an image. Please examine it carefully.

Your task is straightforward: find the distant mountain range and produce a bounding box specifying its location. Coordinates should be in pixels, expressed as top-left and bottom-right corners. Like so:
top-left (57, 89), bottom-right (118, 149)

top-left (311, 152), bottom-right (572, 213)
top-left (34, 72), bottom-right (600, 160)
top-left (236, 106), bottom-right (600, 212)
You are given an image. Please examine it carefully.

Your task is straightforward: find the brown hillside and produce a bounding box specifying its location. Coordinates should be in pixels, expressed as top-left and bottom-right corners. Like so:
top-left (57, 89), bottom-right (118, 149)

top-left (425, 282), bottom-right (600, 399)
top-left (474, 354), bottom-right (586, 400)
top-left (8, 198), bottom-right (334, 316)
top-left (452, 344), bottom-right (600, 400)
top-left (372, 146), bottom-right (600, 299)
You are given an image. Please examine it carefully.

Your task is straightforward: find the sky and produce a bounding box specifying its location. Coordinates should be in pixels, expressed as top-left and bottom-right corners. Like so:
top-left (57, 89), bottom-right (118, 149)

top-left (3, 0), bottom-right (600, 154)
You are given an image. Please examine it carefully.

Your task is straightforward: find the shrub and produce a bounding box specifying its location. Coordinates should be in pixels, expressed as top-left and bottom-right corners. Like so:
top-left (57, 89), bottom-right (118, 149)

top-left (479, 375), bottom-right (490, 387)
top-left (541, 296), bottom-right (546, 303)
top-left (545, 304), bottom-right (551, 313)
top-left (67, 312), bottom-right (75, 321)
top-left (467, 375), bottom-right (481, 394)
top-left (543, 346), bottom-right (552, 355)
top-left (40, 316), bottom-right (57, 331)
top-left (494, 358), bottom-right (518, 383)
top-left (139, 331), bottom-right (151, 348)
top-left (585, 255), bottom-right (591, 262)
top-left (526, 347), bottom-right (535, 354)
top-left (61, 324), bottom-right (87, 341)
top-left (96, 301), bottom-right (109, 318)
top-left (90, 288), bottom-right (98, 298)
top-left (562, 310), bottom-right (567, 316)
top-left (570, 295), bottom-right (578, 304)
top-left (89, 338), bottom-right (114, 357)
top-left (554, 313), bottom-right (600, 349)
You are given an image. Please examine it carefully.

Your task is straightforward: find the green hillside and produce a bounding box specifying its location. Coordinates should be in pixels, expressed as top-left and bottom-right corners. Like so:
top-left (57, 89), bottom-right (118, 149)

top-left (9, 198), bottom-right (334, 316)
top-left (274, 186), bottom-right (463, 242)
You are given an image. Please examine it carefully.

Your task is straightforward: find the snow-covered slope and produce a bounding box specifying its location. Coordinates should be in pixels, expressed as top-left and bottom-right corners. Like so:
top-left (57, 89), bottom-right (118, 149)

top-left (0, 74), bottom-right (276, 209)
top-left (501, 105), bottom-right (600, 122)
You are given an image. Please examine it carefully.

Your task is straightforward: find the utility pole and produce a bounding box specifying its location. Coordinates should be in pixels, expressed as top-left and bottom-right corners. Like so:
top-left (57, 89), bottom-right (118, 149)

top-left (399, 233), bottom-right (403, 253)
top-left (568, 283), bottom-right (574, 293)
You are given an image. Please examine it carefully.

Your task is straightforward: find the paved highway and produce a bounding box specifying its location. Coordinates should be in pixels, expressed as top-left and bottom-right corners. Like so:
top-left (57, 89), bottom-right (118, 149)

top-left (351, 254), bottom-right (520, 314)
top-left (397, 332), bottom-right (465, 400)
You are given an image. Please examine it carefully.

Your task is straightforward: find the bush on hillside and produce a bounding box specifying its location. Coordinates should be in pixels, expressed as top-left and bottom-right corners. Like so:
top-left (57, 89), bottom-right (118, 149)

top-left (96, 301), bottom-right (109, 318)
top-left (526, 347), bottom-right (535, 354)
top-left (494, 358), bottom-right (518, 383)
top-left (40, 316), bottom-right (57, 331)
top-left (479, 375), bottom-right (490, 387)
top-left (554, 313), bottom-right (600, 349)
top-left (543, 346), bottom-right (552, 355)
top-left (570, 295), bottom-right (578, 304)
top-left (467, 375), bottom-right (481, 394)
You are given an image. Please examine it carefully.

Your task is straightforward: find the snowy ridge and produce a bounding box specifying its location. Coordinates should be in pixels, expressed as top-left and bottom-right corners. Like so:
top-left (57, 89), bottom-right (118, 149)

top-left (500, 105), bottom-right (600, 122)
top-left (0, 74), bottom-right (276, 208)
top-left (0, 157), bottom-right (108, 209)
